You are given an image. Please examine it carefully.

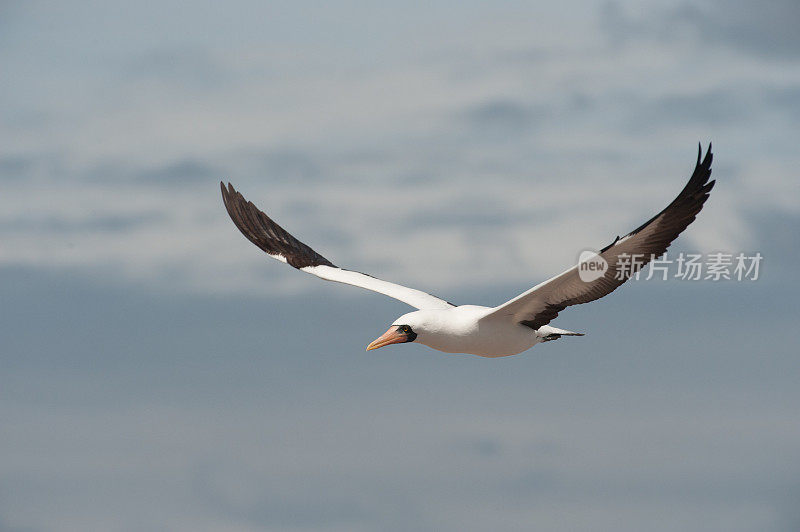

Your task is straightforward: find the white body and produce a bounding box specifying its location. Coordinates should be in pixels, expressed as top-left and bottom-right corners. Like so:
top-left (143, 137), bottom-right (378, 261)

top-left (395, 306), bottom-right (573, 357)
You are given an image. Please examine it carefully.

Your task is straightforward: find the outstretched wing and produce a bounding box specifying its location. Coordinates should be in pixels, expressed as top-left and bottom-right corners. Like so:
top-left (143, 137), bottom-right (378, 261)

top-left (482, 144), bottom-right (715, 329)
top-left (220, 182), bottom-right (455, 310)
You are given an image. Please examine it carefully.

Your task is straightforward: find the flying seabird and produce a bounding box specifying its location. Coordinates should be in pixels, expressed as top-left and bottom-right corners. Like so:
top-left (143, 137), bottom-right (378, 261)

top-left (221, 145), bottom-right (714, 357)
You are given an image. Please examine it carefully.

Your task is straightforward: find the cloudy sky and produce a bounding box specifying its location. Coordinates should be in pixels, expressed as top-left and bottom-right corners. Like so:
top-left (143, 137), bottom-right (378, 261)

top-left (2, 1), bottom-right (799, 531)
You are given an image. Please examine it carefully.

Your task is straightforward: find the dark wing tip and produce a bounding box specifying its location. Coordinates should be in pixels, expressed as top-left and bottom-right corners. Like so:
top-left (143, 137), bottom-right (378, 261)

top-left (702, 142), bottom-right (713, 169)
top-left (598, 143), bottom-right (717, 269)
top-left (694, 142), bottom-right (713, 173)
top-left (220, 183), bottom-right (335, 269)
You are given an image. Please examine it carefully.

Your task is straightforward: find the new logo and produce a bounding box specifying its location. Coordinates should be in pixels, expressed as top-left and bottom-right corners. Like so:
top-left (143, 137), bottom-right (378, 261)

top-left (577, 249), bottom-right (608, 282)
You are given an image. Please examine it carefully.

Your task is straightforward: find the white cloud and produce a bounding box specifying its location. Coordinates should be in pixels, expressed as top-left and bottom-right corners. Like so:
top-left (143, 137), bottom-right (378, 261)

top-left (1, 0), bottom-right (797, 297)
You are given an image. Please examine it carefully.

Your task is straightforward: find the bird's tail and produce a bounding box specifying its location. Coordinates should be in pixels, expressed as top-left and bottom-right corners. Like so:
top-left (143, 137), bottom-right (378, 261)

top-left (537, 325), bottom-right (584, 341)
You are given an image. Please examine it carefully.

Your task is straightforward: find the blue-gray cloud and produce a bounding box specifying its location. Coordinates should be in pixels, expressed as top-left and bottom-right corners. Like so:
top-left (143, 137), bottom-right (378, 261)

top-left (0, 212), bottom-right (164, 234)
top-left (125, 47), bottom-right (229, 88)
top-left (626, 89), bottom-right (751, 128)
top-left (136, 158), bottom-right (219, 184)
top-left (0, 156), bottom-right (34, 180)
top-left (459, 99), bottom-right (546, 137)
top-left (601, 0), bottom-right (800, 59)
top-left (256, 149), bottom-right (323, 182)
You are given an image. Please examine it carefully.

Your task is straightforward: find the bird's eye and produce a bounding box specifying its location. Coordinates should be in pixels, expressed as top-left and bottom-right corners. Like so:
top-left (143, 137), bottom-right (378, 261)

top-left (400, 325), bottom-right (411, 333)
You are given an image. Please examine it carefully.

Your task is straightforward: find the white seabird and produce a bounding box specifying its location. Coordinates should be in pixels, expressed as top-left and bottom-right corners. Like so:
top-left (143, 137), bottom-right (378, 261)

top-left (221, 145), bottom-right (714, 357)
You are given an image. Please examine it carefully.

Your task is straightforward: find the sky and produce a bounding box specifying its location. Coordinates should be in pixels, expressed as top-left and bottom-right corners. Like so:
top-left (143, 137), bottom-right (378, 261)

top-left (1, 1), bottom-right (799, 531)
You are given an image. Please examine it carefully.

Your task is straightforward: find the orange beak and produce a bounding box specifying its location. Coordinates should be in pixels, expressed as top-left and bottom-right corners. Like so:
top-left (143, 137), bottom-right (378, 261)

top-left (366, 327), bottom-right (409, 351)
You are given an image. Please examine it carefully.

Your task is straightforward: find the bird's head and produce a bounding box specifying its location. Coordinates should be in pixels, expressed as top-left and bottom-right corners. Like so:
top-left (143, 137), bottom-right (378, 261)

top-left (366, 311), bottom-right (428, 351)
